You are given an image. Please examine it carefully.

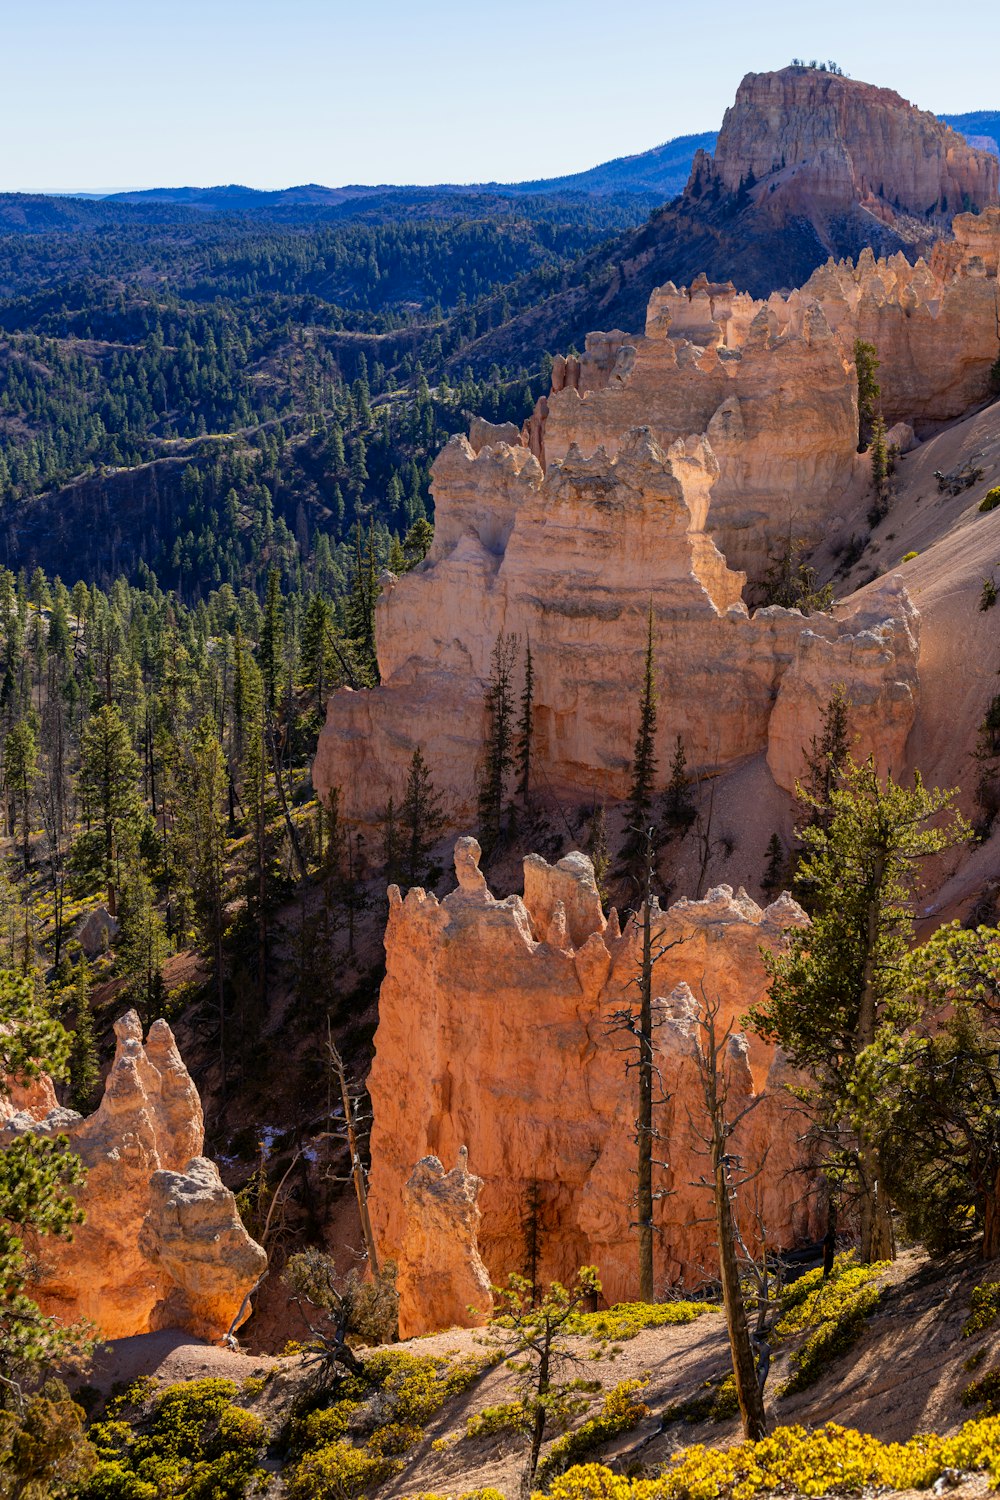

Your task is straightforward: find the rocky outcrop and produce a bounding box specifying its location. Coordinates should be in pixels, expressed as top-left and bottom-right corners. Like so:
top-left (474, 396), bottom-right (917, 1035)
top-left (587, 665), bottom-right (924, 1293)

top-left (1, 1011), bottom-right (266, 1341)
top-left (315, 410), bottom-right (918, 825)
top-left (368, 842), bottom-right (820, 1306)
top-left (398, 1149), bottom-right (493, 1339)
top-left (699, 67), bottom-right (997, 232)
top-left (533, 211), bottom-right (1000, 573)
top-left (767, 574), bottom-right (921, 791)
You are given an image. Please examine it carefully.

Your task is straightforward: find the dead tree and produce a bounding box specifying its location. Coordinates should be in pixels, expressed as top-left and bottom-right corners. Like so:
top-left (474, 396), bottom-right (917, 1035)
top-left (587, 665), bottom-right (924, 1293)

top-left (608, 827), bottom-right (684, 1301)
top-left (321, 1019), bottom-right (379, 1275)
top-left (690, 987), bottom-right (769, 1441)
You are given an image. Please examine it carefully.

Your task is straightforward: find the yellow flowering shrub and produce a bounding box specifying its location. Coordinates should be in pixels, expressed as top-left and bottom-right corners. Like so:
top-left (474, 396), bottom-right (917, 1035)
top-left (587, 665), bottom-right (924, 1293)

top-left (538, 1415), bottom-right (1000, 1499)
top-left (963, 1281), bottom-right (1000, 1338)
top-left (567, 1301), bottom-right (713, 1342)
top-left (536, 1380), bottom-right (650, 1486)
top-left (775, 1255), bottom-right (889, 1394)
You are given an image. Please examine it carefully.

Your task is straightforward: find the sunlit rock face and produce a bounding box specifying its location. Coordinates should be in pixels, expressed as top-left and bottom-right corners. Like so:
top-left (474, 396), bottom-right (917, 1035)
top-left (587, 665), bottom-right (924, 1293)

top-left (367, 841), bottom-right (822, 1310)
top-left (2, 1011), bottom-right (266, 1341)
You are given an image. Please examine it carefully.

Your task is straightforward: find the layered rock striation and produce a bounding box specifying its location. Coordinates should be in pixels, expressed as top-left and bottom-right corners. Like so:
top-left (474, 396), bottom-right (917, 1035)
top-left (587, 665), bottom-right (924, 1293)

top-left (315, 416), bottom-right (919, 826)
top-left (1, 1011), bottom-right (266, 1342)
top-left (368, 841), bottom-right (820, 1307)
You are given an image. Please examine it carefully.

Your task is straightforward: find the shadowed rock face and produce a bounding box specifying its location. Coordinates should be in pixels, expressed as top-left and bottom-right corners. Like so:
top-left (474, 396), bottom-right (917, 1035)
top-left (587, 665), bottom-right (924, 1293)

top-left (368, 841), bottom-right (822, 1311)
top-left (1, 1011), bottom-right (266, 1341)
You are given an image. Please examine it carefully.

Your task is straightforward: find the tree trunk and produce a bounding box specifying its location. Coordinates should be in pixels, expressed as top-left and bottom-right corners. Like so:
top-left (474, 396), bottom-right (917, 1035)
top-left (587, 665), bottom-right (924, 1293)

top-left (858, 1139), bottom-right (895, 1263)
top-left (638, 876), bottom-right (654, 1303)
top-left (523, 1344), bottom-right (550, 1493)
top-left (983, 1175), bottom-right (1000, 1260)
top-left (714, 1130), bottom-right (768, 1441)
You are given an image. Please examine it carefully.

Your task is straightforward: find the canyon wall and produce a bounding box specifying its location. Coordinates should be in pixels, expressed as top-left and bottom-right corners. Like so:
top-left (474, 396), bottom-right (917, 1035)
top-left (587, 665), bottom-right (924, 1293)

top-left (370, 840), bottom-right (820, 1330)
top-left (534, 209), bottom-right (1000, 574)
top-left (315, 419), bottom-right (918, 827)
top-left (1, 1011), bottom-right (266, 1342)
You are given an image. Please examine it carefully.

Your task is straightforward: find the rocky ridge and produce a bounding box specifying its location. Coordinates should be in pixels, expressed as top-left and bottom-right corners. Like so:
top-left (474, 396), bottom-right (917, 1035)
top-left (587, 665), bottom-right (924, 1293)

top-left (1, 1011), bottom-right (266, 1342)
top-left (371, 840), bottom-right (820, 1324)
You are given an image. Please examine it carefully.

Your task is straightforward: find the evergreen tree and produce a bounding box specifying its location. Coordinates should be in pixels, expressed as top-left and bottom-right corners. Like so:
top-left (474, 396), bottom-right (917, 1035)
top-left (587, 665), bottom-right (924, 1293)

top-left (663, 734), bottom-right (696, 834)
top-left (77, 704), bottom-right (143, 916)
top-left (400, 747), bottom-right (444, 885)
top-left (626, 605), bottom-right (658, 847)
top-left (751, 761), bottom-right (968, 1262)
top-left (515, 638), bottom-right (534, 803)
top-left (587, 805), bottom-right (610, 905)
top-left (854, 339), bottom-right (881, 450)
top-left (380, 795), bottom-right (401, 884)
top-left (258, 567), bottom-right (284, 713)
top-left (477, 632), bottom-right (519, 856)
top-left (4, 719), bottom-right (38, 868)
top-left (67, 957), bottom-right (99, 1114)
top-left (761, 832), bottom-right (785, 900)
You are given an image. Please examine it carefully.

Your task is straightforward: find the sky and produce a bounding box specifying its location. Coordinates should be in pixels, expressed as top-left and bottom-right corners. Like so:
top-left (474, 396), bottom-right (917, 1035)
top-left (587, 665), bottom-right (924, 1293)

top-left (5, 0), bottom-right (1000, 194)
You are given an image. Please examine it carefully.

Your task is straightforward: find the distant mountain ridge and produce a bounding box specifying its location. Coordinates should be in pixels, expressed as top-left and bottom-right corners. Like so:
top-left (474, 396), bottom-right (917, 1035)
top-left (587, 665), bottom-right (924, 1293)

top-left (103, 132), bottom-right (720, 211)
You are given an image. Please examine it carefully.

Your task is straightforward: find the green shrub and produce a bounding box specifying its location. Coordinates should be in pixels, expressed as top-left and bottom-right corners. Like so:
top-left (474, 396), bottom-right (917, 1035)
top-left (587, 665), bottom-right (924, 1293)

top-left (980, 487), bottom-right (1000, 513)
top-left (82, 1377), bottom-right (266, 1499)
top-left (567, 1301), bottom-right (712, 1342)
top-left (963, 1368), bottom-right (1000, 1414)
top-left (466, 1400), bottom-right (531, 1439)
top-left (777, 1261), bottom-right (889, 1395)
top-left (537, 1380), bottom-right (650, 1486)
top-left (285, 1439), bottom-right (401, 1500)
top-left (901, 549), bottom-right (918, 561)
top-left (662, 1374), bottom-right (737, 1426)
top-left (981, 577), bottom-right (998, 611)
top-left (964, 1281), bottom-right (1000, 1338)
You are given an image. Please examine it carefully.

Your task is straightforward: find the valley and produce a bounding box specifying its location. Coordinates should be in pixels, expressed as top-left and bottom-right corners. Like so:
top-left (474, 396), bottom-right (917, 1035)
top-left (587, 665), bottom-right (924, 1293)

top-left (3, 50), bottom-right (1000, 1500)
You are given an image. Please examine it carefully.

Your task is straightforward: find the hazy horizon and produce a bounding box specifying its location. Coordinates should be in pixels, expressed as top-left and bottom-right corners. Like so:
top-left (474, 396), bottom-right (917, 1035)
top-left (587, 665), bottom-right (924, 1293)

top-left (5, 0), bottom-right (1000, 196)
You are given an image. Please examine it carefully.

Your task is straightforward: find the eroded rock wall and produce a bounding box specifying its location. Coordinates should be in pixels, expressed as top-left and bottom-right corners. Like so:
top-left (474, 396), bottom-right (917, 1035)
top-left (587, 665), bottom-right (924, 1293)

top-left (369, 841), bottom-right (821, 1309)
top-left (315, 423), bottom-right (918, 827)
top-left (1, 1011), bottom-right (266, 1341)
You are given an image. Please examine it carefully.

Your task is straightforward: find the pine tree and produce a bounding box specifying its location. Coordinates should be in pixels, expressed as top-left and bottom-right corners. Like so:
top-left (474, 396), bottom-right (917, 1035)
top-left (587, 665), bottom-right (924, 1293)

top-left (515, 638), bottom-right (534, 803)
top-left (477, 632), bottom-right (519, 856)
top-left (68, 957), bottom-right (99, 1113)
top-left (752, 761), bottom-right (969, 1263)
top-left (854, 339), bottom-right (881, 450)
top-left (77, 704), bottom-right (143, 916)
top-left (626, 605), bottom-right (658, 847)
top-left (663, 734), bottom-right (696, 834)
top-left (761, 832), bottom-right (785, 899)
top-left (400, 747), bottom-right (444, 885)
top-left (259, 567), bottom-right (284, 713)
top-left (588, 805), bottom-right (610, 905)
top-left (801, 684), bottom-right (851, 833)
top-left (380, 795), bottom-right (402, 883)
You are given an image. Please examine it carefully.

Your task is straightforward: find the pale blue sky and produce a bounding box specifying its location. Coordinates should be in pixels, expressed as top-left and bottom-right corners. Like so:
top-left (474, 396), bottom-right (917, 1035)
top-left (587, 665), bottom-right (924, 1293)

top-left (5, 0), bottom-right (999, 193)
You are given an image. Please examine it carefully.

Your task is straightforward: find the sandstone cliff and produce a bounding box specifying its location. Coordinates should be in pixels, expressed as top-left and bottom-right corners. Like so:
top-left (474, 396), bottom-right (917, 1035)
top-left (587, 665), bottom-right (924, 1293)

top-left (315, 412), bottom-right (918, 828)
top-left (701, 67), bottom-right (998, 232)
top-left (398, 1150), bottom-right (494, 1339)
top-left (370, 840), bottom-right (821, 1318)
top-left (1, 1011), bottom-right (266, 1342)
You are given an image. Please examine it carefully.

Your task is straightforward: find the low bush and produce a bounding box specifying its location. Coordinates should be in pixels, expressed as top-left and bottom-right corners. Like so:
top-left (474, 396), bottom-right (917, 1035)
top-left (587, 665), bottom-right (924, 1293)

top-left (567, 1301), bottom-right (712, 1342)
top-left (82, 1377), bottom-right (266, 1499)
top-left (661, 1374), bottom-right (737, 1426)
top-left (536, 1380), bottom-right (649, 1487)
top-left (964, 1281), bottom-right (1000, 1338)
top-left (538, 1414), bottom-right (1000, 1498)
top-left (466, 1400), bottom-right (531, 1439)
top-left (775, 1255), bottom-right (889, 1395)
top-left (980, 487), bottom-right (1000, 513)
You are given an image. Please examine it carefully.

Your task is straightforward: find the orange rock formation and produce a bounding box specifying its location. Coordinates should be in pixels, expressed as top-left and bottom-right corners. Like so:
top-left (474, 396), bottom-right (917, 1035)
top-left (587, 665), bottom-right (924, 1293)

top-left (1, 1011), bottom-right (266, 1341)
top-left (369, 840), bottom-right (821, 1316)
top-left (398, 1149), bottom-right (494, 1339)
